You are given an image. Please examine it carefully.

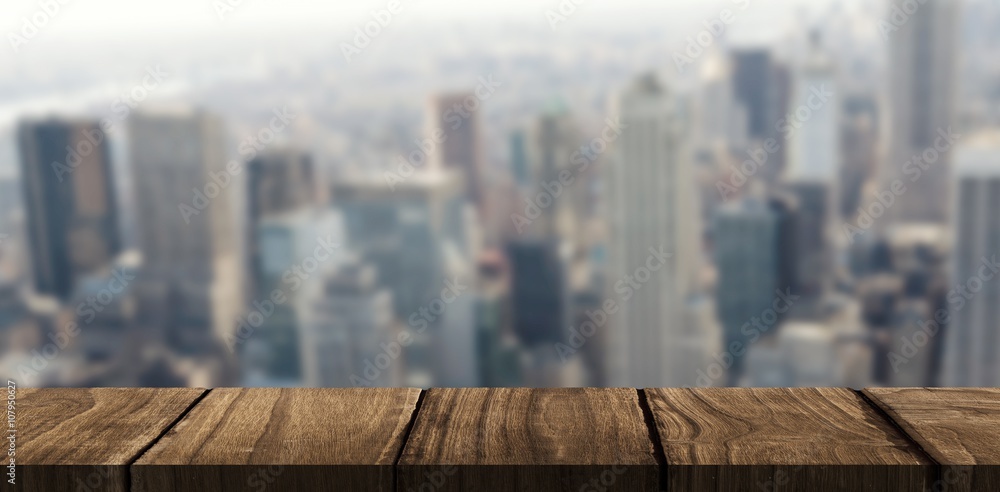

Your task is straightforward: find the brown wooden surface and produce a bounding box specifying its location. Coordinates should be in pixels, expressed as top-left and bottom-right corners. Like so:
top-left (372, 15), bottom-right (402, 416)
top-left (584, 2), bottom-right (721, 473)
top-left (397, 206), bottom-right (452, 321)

top-left (13, 387), bottom-right (1000, 491)
top-left (645, 387), bottom-right (935, 491)
top-left (15, 387), bottom-right (206, 492)
top-left (131, 387), bottom-right (421, 492)
top-left (865, 387), bottom-right (1000, 492)
top-left (397, 387), bottom-right (659, 491)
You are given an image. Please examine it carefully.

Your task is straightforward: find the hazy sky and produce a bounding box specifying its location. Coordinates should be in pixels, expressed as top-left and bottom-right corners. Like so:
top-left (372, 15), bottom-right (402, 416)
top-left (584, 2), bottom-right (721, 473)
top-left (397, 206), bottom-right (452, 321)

top-left (1, 0), bottom-right (825, 35)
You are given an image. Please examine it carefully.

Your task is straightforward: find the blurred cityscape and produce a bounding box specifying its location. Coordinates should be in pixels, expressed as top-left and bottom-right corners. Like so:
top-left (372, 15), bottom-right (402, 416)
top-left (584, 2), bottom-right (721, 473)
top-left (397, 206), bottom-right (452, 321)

top-left (2, 0), bottom-right (999, 388)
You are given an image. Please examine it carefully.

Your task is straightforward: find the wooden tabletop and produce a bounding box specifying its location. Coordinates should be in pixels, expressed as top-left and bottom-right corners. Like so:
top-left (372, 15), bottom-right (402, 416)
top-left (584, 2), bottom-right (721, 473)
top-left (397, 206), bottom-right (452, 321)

top-left (14, 387), bottom-right (206, 492)
top-left (11, 387), bottom-right (1000, 491)
top-left (645, 387), bottom-right (934, 491)
top-left (397, 387), bottom-right (659, 491)
top-left (865, 387), bottom-right (1000, 492)
top-left (133, 388), bottom-right (420, 492)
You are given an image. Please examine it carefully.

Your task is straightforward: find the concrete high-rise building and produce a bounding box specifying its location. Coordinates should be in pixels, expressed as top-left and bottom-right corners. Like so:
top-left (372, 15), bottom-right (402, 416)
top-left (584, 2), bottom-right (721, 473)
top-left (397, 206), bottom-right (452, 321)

top-left (714, 198), bottom-right (786, 384)
top-left (248, 149), bottom-right (318, 224)
top-left (429, 93), bottom-right (486, 214)
top-left (244, 208), bottom-right (344, 385)
top-left (731, 50), bottom-right (774, 141)
top-left (17, 119), bottom-right (120, 300)
top-left (881, 0), bottom-right (958, 224)
top-left (943, 132), bottom-right (1000, 386)
top-left (331, 169), bottom-right (478, 386)
top-left (506, 239), bottom-right (567, 348)
top-left (787, 31), bottom-right (839, 186)
top-left (606, 74), bottom-right (706, 387)
top-left (530, 106), bottom-right (584, 243)
top-left (247, 149), bottom-right (318, 297)
top-left (866, 225), bottom-right (948, 385)
top-left (784, 31), bottom-right (839, 306)
top-left (730, 50), bottom-right (791, 183)
top-left (698, 50), bottom-right (748, 151)
top-left (301, 258), bottom-right (398, 387)
top-left (129, 108), bottom-right (243, 353)
top-left (0, 178), bottom-right (25, 283)
top-left (840, 95), bottom-right (878, 218)
top-left (509, 130), bottom-right (531, 189)
top-left (786, 181), bottom-right (832, 301)
top-left (743, 320), bottom-right (871, 387)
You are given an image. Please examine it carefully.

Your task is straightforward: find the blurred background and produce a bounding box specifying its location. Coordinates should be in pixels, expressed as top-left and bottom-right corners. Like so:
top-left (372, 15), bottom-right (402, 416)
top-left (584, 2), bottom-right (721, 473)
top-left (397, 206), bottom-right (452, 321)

top-left (1, 0), bottom-right (998, 388)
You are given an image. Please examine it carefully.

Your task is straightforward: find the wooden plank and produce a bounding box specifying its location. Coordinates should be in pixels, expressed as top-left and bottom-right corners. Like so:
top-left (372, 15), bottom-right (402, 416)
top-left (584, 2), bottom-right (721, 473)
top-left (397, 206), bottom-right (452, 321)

top-left (397, 387), bottom-right (659, 491)
top-left (132, 387), bottom-right (421, 492)
top-left (865, 387), bottom-right (1000, 492)
top-left (14, 387), bottom-right (205, 492)
top-left (645, 387), bottom-right (934, 491)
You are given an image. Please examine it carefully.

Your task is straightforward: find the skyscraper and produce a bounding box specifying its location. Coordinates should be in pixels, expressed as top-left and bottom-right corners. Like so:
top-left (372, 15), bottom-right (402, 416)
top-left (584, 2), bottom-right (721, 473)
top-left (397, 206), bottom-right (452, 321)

top-left (301, 259), bottom-right (398, 387)
top-left (331, 169), bottom-right (478, 385)
top-left (429, 93), bottom-right (486, 214)
top-left (786, 31), bottom-right (839, 185)
top-left (606, 74), bottom-right (706, 387)
top-left (731, 50), bottom-right (774, 141)
top-left (785, 181), bottom-right (831, 301)
top-left (246, 208), bottom-right (344, 385)
top-left (248, 149), bottom-right (318, 226)
top-left (714, 197), bottom-right (785, 384)
top-left (17, 119), bottom-right (120, 300)
top-left (247, 148), bottom-right (318, 297)
top-left (881, 0), bottom-right (958, 224)
top-left (697, 50), bottom-right (747, 151)
top-left (506, 239), bottom-right (567, 348)
top-left (943, 132), bottom-right (1000, 386)
top-left (840, 95), bottom-right (878, 218)
top-left (129, 108), bottom-right (243, 354)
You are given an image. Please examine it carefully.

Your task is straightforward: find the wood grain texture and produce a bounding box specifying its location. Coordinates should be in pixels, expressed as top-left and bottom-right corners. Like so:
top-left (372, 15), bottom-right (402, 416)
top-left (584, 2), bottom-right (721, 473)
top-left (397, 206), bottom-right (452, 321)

top-left (865, 387), bottom-right (1000, 492)
top-left (15, 387), bottom-right (206, 492)
top-left (132, 387), bottom-right (421, 492)
top-left (397, 387), bottom-right (659, 491)
top-left (645, 387), bottom-right (934, 491)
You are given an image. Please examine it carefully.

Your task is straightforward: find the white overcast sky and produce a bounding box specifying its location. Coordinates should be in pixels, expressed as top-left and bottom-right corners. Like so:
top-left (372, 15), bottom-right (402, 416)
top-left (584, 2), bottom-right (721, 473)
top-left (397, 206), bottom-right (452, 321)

top-left (1, 0), bottom-right (826, 36)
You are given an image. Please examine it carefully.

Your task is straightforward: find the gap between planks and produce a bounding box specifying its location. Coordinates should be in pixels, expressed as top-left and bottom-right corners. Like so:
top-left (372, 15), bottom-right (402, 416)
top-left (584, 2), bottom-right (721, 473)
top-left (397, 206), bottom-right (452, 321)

top-left (116, 387), bottom-right (950, 492)
top-left (855, 388), bottom-right (944, 489)
top-left (636, 388), bottom-right (669, 492)
top-left (126, 388), bottom-right (214, 482)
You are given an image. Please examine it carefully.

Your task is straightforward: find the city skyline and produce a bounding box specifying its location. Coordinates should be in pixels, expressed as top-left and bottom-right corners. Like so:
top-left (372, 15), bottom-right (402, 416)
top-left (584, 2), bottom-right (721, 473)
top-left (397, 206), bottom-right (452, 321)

top-left (2, 0), bottom-right (1000, 389)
